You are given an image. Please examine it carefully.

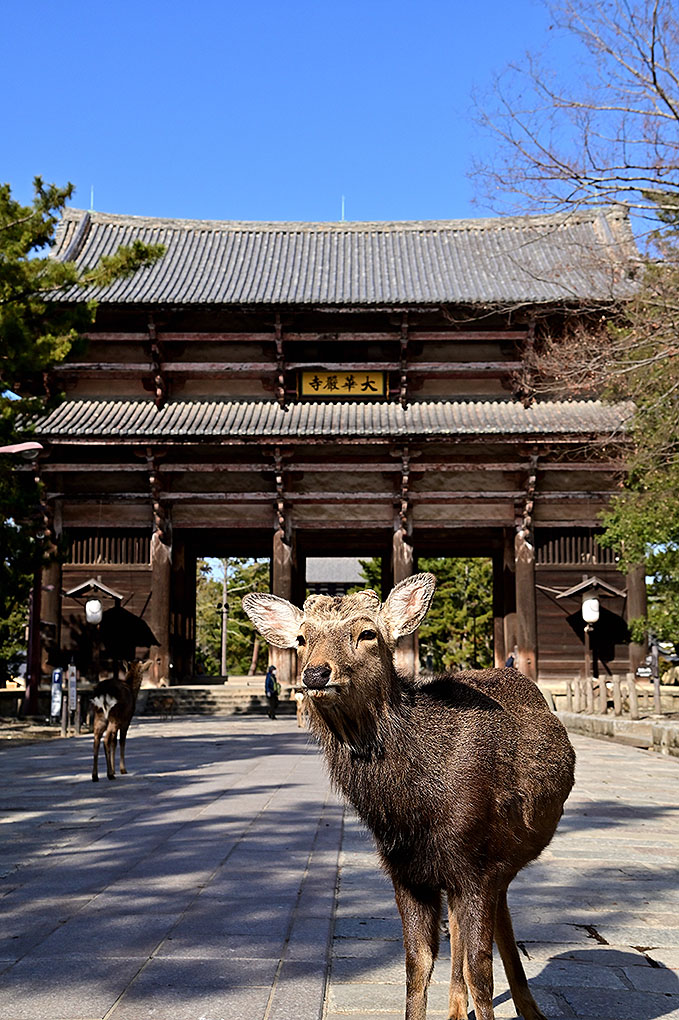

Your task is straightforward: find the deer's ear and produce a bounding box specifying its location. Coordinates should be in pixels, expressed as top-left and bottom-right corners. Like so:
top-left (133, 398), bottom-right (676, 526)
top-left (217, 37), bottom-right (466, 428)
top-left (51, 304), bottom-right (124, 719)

top-left (381, 573), bottom-right (436, 640)
top-left (242, 593), bottom-right (303, 649)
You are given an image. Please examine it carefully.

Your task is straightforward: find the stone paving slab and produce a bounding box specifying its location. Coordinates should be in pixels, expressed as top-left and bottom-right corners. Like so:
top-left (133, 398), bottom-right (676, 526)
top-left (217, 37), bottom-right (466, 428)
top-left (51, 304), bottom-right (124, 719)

top-left (0, 717), bottom-right (678, 1019)
top-left (0, 716), bottom-right (341, 1020)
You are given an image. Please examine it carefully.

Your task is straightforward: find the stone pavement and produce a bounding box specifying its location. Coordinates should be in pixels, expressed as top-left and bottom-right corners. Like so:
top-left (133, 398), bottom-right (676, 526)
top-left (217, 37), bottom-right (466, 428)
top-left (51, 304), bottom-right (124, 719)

top-left (0, 717), bottom-right (677, 1020)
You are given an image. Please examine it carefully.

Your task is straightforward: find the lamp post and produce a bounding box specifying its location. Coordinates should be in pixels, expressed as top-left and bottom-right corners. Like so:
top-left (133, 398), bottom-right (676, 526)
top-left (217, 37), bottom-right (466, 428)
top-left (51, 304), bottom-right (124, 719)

top-left (217, 599), bottom-right (229, 677)
top-left (217, 559), bottom-right (231, 679)
top-left (581, 595), bottom-right (600, 678)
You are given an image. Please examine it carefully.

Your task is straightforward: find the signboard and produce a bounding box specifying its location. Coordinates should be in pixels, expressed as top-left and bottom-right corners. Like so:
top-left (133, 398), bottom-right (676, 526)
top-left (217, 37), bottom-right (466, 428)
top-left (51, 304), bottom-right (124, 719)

top-left (300, 370), bottom-right (386, 399)
top-left (50, 668), bottom-right (63, 719)
top-left (67, 663), bottom-right (77, 711)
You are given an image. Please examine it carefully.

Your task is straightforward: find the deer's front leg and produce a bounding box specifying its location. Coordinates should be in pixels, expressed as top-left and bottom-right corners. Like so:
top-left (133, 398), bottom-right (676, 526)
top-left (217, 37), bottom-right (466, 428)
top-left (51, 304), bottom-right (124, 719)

top-left (91, 718), bottom-right (105, 782)
top-left (393, 881), bottom-right (441, 1020)
top-left (119, 725), bottom-right (129, 774)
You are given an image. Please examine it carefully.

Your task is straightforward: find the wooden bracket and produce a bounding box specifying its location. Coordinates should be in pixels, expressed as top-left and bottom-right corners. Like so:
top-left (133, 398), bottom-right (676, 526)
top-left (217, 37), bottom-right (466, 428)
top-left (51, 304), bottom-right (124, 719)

top-left (399, 445), bottom-right (410, 535)
top-left (147, 449), bottom-right (171, 545)
top-left (274, 445), bottom-right (286, 533)
top-left (518, 316), bottom-right (537, 407)
top-left (399, 312), bottom-right (409, 408)
top-left (33, 463), bottom-right (58, 558)
top-left (517, 452), bottom-right (539, 542)
top-left (274, 313), bottom-right (286, 409)
top-left (148, 316), bottom-right (167, 409)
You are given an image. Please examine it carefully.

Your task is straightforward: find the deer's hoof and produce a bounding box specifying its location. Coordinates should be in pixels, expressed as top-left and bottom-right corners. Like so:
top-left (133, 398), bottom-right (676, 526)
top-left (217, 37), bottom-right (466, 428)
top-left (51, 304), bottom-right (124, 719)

top-left (91, 775), bottom-right (99, 782)
top-left (107, 774), bottom-right (116, 781)
top-left (448, 992), bottom-right (469, 1020)
top-left (517, 1000), bottom-right (547, 1020)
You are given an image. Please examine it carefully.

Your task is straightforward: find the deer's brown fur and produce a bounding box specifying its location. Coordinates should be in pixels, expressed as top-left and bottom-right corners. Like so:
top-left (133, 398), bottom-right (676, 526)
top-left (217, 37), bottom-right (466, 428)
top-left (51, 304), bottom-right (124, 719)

top-left (244, 574), bottom-right (575, 1020)
top-left (91, 660), bottom-right (151, 782)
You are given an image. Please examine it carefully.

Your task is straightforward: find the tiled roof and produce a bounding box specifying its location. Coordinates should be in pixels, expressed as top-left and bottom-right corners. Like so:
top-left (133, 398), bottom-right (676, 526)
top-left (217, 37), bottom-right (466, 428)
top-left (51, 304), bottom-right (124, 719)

top-left (52, 208), bottom-right (638, 307)
top-left (35, 398), bottom-right (632, 441)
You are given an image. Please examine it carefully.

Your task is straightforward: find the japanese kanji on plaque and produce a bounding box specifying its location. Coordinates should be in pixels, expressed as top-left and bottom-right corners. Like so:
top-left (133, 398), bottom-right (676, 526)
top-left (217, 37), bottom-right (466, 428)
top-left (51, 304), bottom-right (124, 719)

top-left (300, 370), bottom-right (386, 398)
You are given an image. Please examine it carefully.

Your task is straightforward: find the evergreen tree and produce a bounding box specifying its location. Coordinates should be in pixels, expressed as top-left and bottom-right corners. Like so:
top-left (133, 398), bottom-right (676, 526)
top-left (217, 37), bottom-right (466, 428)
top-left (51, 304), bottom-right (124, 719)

top-left (358, 556), bottom-right (493, 670)
top-left (0, 178), bottom-right (164, 680)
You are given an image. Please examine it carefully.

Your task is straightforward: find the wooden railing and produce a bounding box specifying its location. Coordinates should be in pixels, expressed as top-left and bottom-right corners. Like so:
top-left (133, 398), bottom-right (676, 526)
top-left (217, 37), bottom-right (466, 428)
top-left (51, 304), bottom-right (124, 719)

top-left (563, 674), bottom-right (670, 719)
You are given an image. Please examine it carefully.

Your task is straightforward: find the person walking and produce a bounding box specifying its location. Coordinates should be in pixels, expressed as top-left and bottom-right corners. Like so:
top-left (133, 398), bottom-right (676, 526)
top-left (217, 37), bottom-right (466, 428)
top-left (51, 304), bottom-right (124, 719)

top-left (265, 663), bottom-right (279, 719)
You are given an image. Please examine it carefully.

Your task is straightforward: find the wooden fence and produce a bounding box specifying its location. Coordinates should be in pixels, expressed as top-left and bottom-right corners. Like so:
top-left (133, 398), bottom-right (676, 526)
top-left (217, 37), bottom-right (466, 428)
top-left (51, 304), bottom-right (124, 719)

top-left (562, 674), bottom-right (669, 719)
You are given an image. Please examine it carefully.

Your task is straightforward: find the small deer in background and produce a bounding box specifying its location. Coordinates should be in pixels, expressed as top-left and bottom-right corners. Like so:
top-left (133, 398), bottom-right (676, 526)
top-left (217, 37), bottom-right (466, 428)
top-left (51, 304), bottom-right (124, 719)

top-left (91, 660), bottom-right (151, 782)
top-left (244, 574), bottom-right (575, 1020)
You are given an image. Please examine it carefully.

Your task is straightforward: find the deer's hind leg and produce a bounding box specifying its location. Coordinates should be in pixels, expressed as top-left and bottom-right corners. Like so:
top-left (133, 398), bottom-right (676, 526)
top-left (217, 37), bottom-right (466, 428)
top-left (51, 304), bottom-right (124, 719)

top-left (91, 717), bottom-right (106, 782)
top-left (446, 893), bottom-right (469, 1020)
top-left (103, 723), bottom-right (118, 780)
top-left (393, 881), bottom-right (441, 1020)
top-left (495, 889), bottom-right (546, 1020)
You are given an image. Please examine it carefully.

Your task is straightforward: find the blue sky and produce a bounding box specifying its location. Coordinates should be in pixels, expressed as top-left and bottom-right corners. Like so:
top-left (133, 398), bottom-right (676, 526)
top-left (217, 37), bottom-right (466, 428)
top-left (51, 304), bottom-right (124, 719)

top-left (3, 0), bottom-right (567, 223)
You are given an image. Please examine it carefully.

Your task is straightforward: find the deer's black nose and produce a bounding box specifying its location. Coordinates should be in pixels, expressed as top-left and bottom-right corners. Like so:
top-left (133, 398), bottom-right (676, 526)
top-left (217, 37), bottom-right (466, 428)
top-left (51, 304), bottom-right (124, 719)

top-left (303, 665), bottom-right (332, 690)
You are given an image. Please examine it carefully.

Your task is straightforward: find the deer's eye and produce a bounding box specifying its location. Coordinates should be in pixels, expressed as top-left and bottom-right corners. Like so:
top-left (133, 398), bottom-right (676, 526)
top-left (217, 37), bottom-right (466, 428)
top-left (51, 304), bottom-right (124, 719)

top-left (296, 635), bottom-right (306, 647)
top-left (357, 629), bottom-right (377, 643)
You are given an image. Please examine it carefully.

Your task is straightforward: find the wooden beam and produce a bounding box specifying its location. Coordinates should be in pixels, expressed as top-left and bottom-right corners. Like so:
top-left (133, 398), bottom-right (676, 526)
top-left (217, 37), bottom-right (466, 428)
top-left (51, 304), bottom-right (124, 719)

top-left (52, 362), bottom-right (275, 376)
top-left (53, 360), bottom-right (522, 377)
top-left (82, 329), bottom-right (529, 344)
top-left (44, 434), bottom-right (609, 449)
top-left (32, 459), bottom-right (626, 474)
top-left (47, 489), bottom-right (619, 504)
top-left (287, 361), bottom-right (522, 375)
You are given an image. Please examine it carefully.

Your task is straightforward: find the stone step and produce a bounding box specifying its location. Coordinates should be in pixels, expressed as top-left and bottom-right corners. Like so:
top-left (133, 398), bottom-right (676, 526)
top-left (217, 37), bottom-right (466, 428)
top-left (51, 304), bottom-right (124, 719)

top-left (139, 686), bottom-right (296, 716)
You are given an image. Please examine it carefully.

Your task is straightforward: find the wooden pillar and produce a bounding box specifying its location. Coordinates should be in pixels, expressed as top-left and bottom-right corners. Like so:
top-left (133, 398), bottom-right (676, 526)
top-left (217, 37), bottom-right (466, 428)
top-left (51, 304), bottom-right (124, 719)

top-left (41, 499), bottom-right (62, 676)
top-left (150, 530), bottom-right (172, 686)
top-left (515, 528), bottom-right (538, 681)
top-left (502, 528), bottom-right (517, 662)
top-left (492, 552), bottom-right (506, 668)
top-left (25, 501), bottom-right (62, 714)
top-left (41, 557), bottom-right (62, 675)
top-left (271, 528), bottom-right (296, 685)
top-left (171, 537), bottom-right (195, 682)
top-left (24, 568), bottom-right (43, 716)
top-left (392, 528), bottom-right (418, 677)
top-left (626, 564), bottom-right (647, 675)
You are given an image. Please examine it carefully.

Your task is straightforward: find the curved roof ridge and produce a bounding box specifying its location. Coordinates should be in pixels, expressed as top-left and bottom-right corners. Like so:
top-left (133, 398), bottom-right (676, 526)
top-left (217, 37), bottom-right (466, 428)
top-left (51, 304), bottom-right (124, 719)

top-left (51, 207), bottom-right (638, 306)
top-left (59, 205), bottom-right (631, 234)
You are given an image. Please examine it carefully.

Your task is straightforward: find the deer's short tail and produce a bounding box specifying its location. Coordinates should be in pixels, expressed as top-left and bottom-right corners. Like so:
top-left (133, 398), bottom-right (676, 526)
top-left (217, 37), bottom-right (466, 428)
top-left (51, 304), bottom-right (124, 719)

top-left (92, 693), bottom-right (118, 720)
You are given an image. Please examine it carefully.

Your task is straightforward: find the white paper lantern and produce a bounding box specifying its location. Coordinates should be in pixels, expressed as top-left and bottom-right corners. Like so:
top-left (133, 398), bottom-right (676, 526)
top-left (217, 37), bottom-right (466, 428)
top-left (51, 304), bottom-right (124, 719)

top-left (581, 596), bottom-right (600, 624)
top-left (85, 598), bottom-right (103, 625)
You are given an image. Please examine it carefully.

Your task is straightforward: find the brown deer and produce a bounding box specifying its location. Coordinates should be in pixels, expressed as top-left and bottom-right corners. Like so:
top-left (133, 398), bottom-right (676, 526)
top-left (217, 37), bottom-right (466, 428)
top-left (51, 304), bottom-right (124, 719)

top-left (243, 574), bottom-right (575, 1020)
top-left (91, 660), bottom-right (151, 782)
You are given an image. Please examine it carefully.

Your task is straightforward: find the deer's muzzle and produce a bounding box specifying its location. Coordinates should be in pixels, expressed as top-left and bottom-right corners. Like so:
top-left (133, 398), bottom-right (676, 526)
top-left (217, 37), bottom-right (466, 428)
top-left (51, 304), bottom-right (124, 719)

top-left (303, 664), bottom-right (333, 690)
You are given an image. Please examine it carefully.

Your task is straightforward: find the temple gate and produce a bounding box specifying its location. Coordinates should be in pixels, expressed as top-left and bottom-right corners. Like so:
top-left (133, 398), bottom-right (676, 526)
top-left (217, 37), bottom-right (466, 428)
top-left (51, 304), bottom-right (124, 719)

top-left (29, 208), bottom-right (644, 686)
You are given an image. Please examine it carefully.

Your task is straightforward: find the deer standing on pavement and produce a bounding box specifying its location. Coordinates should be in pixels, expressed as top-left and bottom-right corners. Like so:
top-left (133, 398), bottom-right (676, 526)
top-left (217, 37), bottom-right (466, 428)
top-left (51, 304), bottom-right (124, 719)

top-left (243, 574), bottom-right (575, 1020)
top-left (91, 660), bottom-right (151, 782)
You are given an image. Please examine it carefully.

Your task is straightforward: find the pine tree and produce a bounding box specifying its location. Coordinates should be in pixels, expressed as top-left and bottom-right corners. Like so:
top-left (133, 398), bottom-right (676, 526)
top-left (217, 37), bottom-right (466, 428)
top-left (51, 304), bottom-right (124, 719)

top-left (0, 178), bottom-right (164, 680)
